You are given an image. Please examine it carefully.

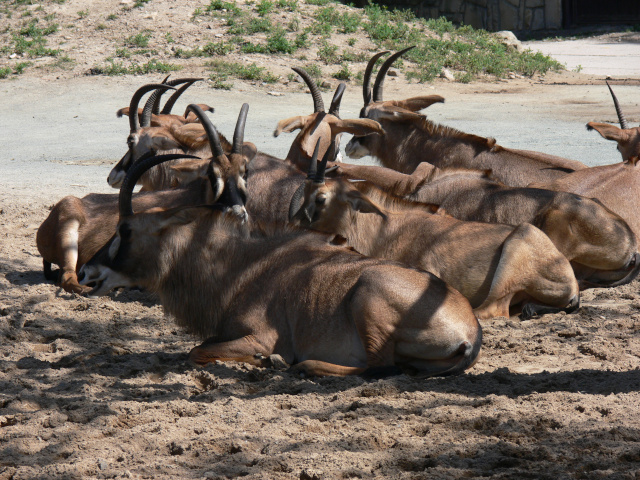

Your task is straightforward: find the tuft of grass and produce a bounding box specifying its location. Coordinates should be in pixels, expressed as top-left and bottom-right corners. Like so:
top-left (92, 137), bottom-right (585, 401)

top-left (106, 13), bottom-right (117, 20)
top-left (96, 59), bottom-right (181, 76)
top-left (317, 41), bottom-right (338, 64)
top-left (206, 59), bottom-right (278, 89)
top-left (276, 0), bottom-right (297, 11)
top-left (333, 63), bottom-right (352, 81)
top-left (0, 66), bottom-right (12, 79)
top-left (77, 9), bottom-right (89, 19)
top-left (302, 63), bottom-right (322, 81)
top-left (125, 32), bottom-right (151, 48)
top-left (174, 41), bottom-right (234, 58)
top-left (256, 0), bottom-right (274, 16)
top-left (134, 0), bottom-right (151, 7)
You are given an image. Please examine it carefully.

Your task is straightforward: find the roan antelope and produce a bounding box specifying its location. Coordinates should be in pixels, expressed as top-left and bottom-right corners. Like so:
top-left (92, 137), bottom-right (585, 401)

top-left (77, 153), bottom-right (482, 378)
top-left (529, 83), bottom-right (640, 240)
top-left (37, 104), bottom-right (253, 294)
top-left (331, 161), bottom-right (640, 289)
top-left (290, 147), bottom-right (581, 320)
top-left (345, 48), bottom-right (587, 187)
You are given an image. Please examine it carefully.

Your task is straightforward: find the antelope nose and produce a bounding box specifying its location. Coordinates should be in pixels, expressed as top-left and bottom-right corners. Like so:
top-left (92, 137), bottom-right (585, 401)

top-left (230, 205), bottom-right (249, 224)
top-left (626, 252), bottom-right (639, 270)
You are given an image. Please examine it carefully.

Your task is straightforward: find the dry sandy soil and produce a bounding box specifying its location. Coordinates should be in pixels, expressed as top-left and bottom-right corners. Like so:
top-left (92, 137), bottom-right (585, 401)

top-left (2, 1), bottom-right (640, 479)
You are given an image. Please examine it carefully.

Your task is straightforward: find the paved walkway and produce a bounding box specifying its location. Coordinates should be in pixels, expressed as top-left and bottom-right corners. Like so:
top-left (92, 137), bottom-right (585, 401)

top-left (525, 32), bottom-right (640, 77)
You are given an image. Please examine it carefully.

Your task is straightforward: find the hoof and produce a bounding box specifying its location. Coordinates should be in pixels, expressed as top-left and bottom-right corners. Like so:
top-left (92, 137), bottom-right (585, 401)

top-left (268, 354), bottom-right (289, 370)
top-left (520, 303), bottom-right (539, 320)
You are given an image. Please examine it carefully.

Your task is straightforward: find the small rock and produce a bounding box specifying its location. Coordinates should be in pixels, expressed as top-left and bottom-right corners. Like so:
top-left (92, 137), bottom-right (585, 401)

top-left (440, 68), bottom-right (455, 82)
top-left (44, 412), bottom-right (68, 428)
top-left (494, 30), bottom-right (524, 52)
top-left (215, 33), bottom-right (223, 38)
top-left (387, 69), bottom-right (398, 77)
top-left (300, 469), bottom-right (323, 480)
top-left (98, 458), bottom-right (109, 470)
top-left (268, 91), bottom-right (284, 96)
top-left (9, 53), bottom-right (17, 59)
top-left (268, 354), bottom-right (289, 370)
top-left (320, 81), bottom-right (332, 89)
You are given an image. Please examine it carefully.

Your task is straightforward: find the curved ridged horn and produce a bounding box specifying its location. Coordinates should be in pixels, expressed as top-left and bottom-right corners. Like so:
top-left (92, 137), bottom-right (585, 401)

top-left (373, 46), bottom-right (416, 103)
top-left (184, 104), bottom-right (224, 158)
top-left (128, 84), bottom-right (175, 134)
top-left (328, 82), bottom-right (346, 118)
top-left (363, 51), bottom-right (390, 105)
top-left (307, 139), bottom-right (320, 179)
top-left (232, 103), bottom-right (249, 154)
top-left (315, 141), bottom-right (334, 184)
top-left (161, 78), bottom-right (204, 114)
top-left (149, 75), bottom-right (172, 115)
top-left (141, 88), bottom-right (163, 128)
top-left (119, 153), bottom-right (201, 218)
top-left (606, 81), bottom-right (629, 130)
top-left (292, 67), bottom-right (324, 113)
top-left (289, 140), bottom-right (321, 221)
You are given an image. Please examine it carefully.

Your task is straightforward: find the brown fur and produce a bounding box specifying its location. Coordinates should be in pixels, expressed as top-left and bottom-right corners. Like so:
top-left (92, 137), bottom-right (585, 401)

top-left (345, 98), bottom-right (587, 187)
top-left (78, 207), bottom-right (482, 377)
top-left (291, 178), bottom-right (580, 320)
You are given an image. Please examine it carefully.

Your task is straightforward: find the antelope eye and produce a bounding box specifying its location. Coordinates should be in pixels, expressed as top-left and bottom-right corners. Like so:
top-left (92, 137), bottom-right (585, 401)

top-left (316, 194), bottom-right (327, 205)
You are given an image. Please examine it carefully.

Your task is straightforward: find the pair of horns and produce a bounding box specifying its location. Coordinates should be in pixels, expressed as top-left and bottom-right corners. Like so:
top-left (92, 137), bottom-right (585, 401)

top-left (288, 139), bottom-right (337, 221)
top-left (119, 104), bottom-right (249, 217)
top-left (606, 81), bottom-right (629, 130)
top-left (291, 67), bottom-right (346, 118)
top-left (363, 46), bottom-right (415, 105)
top-left (128, 77), bottom-right (204, 133)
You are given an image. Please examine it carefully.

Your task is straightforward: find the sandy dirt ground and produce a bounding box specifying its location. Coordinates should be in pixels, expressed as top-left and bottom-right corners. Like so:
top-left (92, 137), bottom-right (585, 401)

top-left (2, 1), bottom-right (640, 479)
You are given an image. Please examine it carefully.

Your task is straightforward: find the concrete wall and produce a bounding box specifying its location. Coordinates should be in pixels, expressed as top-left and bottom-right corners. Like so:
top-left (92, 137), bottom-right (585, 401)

top-left (378, 0), bottom-right (563, 33)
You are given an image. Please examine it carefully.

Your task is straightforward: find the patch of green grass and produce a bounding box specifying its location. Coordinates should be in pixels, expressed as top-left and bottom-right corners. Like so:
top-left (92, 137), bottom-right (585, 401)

top-left (12, 20), bottom-right (61, 57)
top-left (333, 62), bottom-right (352, 81)
top-left (96, 59), bottom-right (181, 76)
top-left (165, 32), bottom-right (174, 43)
top-left (206, 58), bottom-right (278, 89)
top-left (337, 11), bottom-right (360, 33)
top-left (107, 13), bottom-right (117, 20)
top-left (317, 41), bottom-right (338, 64)
top-left (115, 47), bottom-right (131, 58)
top-left (134, 0), bottom-right (151, 8)
top-left (77, 9), bottom-right (89, 19)
top-left (276, 0), bottom-right (297, 11)
top-left (96, 23), bottom-right (108, 30)
top-left (125, 32), bottom-right (151, 48)
top-left (256, 0), bottom-right (274, 16)
top-left (266, 28), bottom-right (295, 53)
top-left (302, 63), bottom-right (322, 81)
top-left (306, 0), bottom-right (333, 5)
top-left (175, 41), bottom-right (235, 58)
top-left (0, 67), bottom-right (12, 79)
top-left (228, 15), bottom-right (272, 35)
top-left (206, 0), bottom-right (241, 15)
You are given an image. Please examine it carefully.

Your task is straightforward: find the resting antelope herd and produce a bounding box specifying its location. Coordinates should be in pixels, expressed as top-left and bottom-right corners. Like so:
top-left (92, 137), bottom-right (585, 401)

top-left (35, 57), bottom-right (640, 378)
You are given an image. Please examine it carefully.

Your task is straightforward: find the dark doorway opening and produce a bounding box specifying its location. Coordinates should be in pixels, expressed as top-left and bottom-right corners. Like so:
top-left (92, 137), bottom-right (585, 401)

top-left (563, 0), bottom-right (640, 28)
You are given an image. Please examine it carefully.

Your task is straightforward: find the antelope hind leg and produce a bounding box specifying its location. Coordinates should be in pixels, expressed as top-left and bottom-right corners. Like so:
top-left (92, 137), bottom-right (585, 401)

top-left (188, 334), bottom-right (275, 367)
top-left (289, 360), bottom-right (368, 377)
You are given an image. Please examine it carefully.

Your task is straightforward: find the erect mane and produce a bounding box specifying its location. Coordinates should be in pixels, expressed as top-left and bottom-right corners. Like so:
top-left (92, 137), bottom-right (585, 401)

top-left (349, 180), bottom-right (439, 213)
top-left (170, 124), bottom-right (233, 153)
top-left (423, 166), bottom-right (497, 184)
top-left (416, 116), bottom-right (499, 152)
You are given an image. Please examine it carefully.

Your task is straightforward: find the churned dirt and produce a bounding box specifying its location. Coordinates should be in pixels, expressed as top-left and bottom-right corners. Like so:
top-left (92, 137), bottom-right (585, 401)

top-left (2, 1), bottom-right (640, 479)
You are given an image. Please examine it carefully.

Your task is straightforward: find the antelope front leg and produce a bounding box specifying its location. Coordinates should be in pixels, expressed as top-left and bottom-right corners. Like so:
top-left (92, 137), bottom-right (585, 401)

top-left (188, 334), bottom-right (276, 367)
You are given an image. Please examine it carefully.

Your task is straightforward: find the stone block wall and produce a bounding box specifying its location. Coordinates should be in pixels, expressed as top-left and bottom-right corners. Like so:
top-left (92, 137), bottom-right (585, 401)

top-left (377, 0), bottom-right (563, 33)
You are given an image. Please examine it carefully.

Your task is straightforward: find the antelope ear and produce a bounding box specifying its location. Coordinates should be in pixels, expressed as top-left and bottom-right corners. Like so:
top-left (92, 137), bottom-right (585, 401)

top-left (586, 122), bottom-right (628, 142)
top-left (341, 189), bottom-right (386, 218)
top-left (242, 142), bottom-right (258, 162)
top-left (274, 116), bottom-right (310, 136)
top-left (330, 118), bottom-right (384, 137)
top-left (394, 95), bottom-right (445, 112)
top-left (117, 107), bottom-right (131, 118)
top-left (184, 104), bottom-right (214, 122)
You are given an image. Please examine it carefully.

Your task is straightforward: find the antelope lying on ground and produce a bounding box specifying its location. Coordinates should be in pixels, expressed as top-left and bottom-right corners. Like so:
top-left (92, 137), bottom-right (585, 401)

top-left (78, 153), bottom-right (482, 378)
top-left (345, 48), bottom-right (587, 187)
top-left (172, 69), bottom-right (382, 224)
top-left (290, 149), bottom-right (580, 320)
top-left (531, 83), bottom-right (640, 239)
top-left (332, 161), bottom-right (640, 288)
top-left (37, 105), bottom-right (252, 294)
